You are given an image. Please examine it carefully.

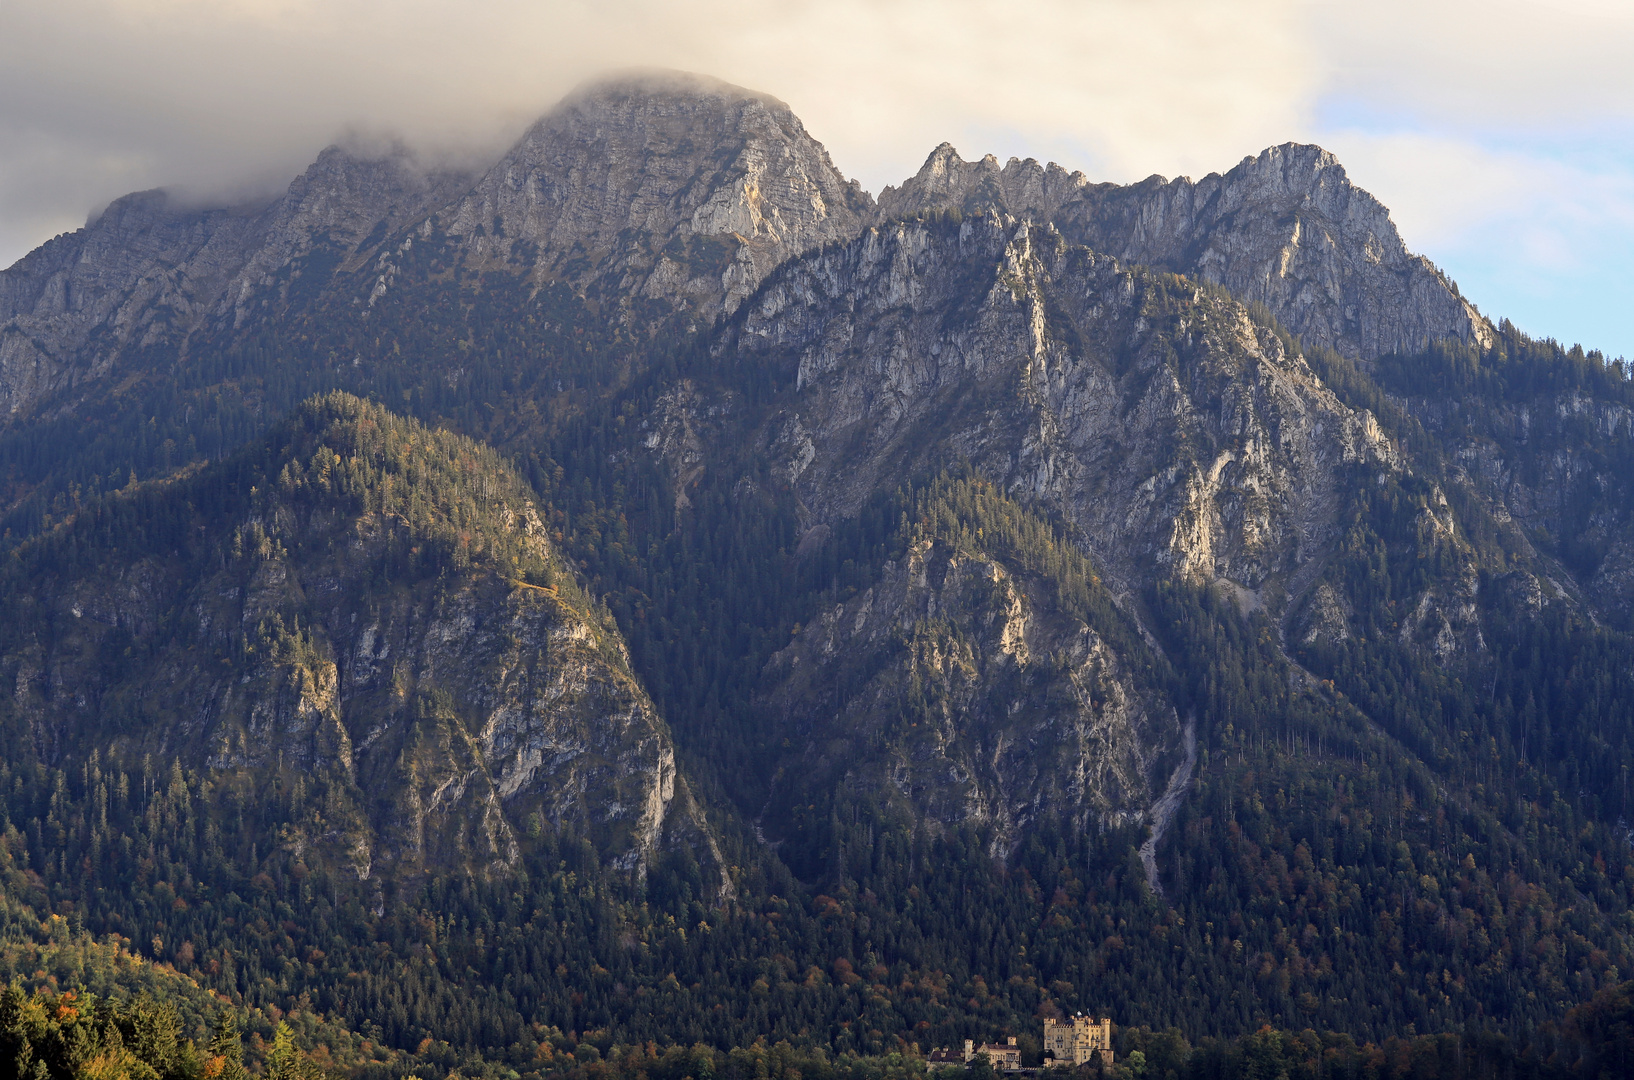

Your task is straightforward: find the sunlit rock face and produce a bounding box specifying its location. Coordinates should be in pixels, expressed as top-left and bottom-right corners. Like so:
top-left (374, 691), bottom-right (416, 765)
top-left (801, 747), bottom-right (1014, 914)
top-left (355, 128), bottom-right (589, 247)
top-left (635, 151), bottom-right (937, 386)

top-left (0, 397), bottom-right (728, 892)
top-left (724, 212), bottom-right (1397, 594)
top-left (442, 71), bottom-right (873, 316)
top-left (879, 142), bottom-right (1492, 360)
top-left (757, 528), bottom-right (1181, 860)
top-left (648, 209), bottom-right (1412, 845)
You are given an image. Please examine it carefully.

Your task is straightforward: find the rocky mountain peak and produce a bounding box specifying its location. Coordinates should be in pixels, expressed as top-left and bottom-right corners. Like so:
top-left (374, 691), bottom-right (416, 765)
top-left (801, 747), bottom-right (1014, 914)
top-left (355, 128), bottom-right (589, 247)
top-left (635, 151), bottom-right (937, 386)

top-left (0, 70), bottom-right (876, 424)
top-left (0, 140), bottom-right (473, 419)
top-left (1163, 140), bottom-right (1495, 357)
top-left (1228, 140), bottom-right (1339, 195)
top-left (877, 139), bottom-right (1492, 361)
top-left (442, 69), bottom-right (873, 313)
top-left (276, 141), bottom-right (473, 239)
top-left (877, 142), bottom-right (1088, 223)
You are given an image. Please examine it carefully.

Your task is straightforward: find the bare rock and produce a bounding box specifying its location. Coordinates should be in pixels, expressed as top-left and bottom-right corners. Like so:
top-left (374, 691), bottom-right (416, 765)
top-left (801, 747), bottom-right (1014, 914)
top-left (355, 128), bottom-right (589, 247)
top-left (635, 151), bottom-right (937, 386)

top-left (0, 145), bottom-right (472, 419)
top-left (879, 142), bottom-right (1492, 360)
top-left (443, 71), bottom-right (872, 316)
top-left (759, 535), bottom-right (1177, 857)
top-left (726, 212), bottom-right (1398, 597)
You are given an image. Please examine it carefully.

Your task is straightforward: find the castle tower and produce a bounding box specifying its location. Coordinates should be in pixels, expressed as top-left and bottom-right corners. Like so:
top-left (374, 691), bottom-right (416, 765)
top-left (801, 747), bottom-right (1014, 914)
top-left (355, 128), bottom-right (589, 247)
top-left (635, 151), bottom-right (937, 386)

top-left (1041, 1015), bottom-right (1113, 1067)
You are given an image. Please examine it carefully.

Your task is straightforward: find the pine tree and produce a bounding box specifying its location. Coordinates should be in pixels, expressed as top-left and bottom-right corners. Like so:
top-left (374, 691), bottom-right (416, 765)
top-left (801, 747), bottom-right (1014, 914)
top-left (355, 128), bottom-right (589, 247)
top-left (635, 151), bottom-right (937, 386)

top-left (206, 1011), bottom-right (244, 1080)
top-left (262, 1020), bottom-right (329, 1080)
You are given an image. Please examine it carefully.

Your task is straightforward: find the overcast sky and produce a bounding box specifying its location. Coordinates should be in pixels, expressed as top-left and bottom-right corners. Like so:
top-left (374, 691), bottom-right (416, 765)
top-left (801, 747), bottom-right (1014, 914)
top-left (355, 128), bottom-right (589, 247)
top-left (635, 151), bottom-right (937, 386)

top-left (3, 0), bottom-right (1630, 358)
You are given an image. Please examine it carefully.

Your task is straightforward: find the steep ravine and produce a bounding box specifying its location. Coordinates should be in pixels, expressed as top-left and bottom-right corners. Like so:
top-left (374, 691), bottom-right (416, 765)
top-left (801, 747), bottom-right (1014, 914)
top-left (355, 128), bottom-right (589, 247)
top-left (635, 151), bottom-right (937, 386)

top-left (1138, 713), bottom-right (1196, 898)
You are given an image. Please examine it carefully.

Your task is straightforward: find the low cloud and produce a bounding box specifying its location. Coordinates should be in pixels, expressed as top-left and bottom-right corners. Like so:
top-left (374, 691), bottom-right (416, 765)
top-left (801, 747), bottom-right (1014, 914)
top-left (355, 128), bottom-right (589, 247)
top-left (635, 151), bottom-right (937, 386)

top-left (1313, 0), bottom-right (1634, 131)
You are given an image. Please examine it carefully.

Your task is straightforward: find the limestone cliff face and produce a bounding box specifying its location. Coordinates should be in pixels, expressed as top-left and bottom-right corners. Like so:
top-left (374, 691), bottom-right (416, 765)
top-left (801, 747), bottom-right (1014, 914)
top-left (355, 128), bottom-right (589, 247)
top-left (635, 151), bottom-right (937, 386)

top-left (758, 531), bottom-right (1178, 856)
top-left (725, 212), bottom-right (1397, 598)
top-left (438, 71), bottom-right (872, 316)
top-left (628, 211), bottom-right (1431, 838)
top-left (879, 143), bottom-right (1492, 360)
top-left (0, 191), bottom-right (243, 419)
top-left (1379, 384), bottom-right (1634, 630)
top-left (876, 143), bottom-right (1088, 223)
top-left (0, 396), bottom-right (724, 889)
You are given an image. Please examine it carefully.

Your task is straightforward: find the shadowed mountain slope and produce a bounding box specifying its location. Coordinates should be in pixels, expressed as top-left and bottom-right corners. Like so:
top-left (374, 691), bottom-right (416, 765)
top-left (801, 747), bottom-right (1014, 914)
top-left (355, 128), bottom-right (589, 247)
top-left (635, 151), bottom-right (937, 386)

top-left (0, 392), bottom-right (725, 890)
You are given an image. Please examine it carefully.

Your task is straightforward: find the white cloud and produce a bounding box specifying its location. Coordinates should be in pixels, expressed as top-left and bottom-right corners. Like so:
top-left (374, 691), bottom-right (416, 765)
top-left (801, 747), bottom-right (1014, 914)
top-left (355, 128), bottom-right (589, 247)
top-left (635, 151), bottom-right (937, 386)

top-left (688, 0), bottom-right (1315, 189)
top-left (1318, 131), bottom-right (1590, 254)
top-left (1312, 0), bottom-right (1634, 130)
top-left (1298, 0), bottom-right (1634, 356)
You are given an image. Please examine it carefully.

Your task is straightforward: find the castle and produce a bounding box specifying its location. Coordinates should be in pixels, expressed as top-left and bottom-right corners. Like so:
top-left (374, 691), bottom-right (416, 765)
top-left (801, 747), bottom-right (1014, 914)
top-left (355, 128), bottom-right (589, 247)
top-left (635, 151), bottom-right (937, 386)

top-left (1043, 1015), bottom-right (1114, 1067)
top-left (926, 1016), bottom-right (1113, 1071)
top-left (926, 1038), bottom-right (1024, 1072)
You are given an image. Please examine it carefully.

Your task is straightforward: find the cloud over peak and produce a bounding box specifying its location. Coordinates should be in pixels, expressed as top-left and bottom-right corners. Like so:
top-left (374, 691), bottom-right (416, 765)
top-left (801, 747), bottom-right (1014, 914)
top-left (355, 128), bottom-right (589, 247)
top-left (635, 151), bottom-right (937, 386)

top-left (3, 0), bottom-right (1630, 355)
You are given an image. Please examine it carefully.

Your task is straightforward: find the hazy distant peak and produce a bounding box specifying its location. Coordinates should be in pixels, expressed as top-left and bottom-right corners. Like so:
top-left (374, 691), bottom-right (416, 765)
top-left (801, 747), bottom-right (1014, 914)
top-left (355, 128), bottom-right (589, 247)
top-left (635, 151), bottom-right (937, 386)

top-left (433, 68), bottom-right (870, 317)
top-left (556, 67), bottom-right (794, 116)
top-left (314, 134), bottom-right (417, 167)
top-left (87, 188), bottom-right (177, 228)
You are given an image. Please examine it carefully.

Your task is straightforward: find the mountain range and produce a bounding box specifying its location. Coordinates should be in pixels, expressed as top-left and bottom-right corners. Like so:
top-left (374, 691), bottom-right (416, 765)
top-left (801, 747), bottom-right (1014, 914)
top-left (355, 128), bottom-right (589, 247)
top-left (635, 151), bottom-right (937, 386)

top-left (2, 70), bottom-right (1633, 1079)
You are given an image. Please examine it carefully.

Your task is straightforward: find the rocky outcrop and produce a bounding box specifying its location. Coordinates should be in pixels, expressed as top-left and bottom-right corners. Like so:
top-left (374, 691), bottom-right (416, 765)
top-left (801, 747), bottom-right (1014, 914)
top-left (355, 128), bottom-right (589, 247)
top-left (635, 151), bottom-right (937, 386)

top-left (0, 72), bottom-right (870, 423)
top-left (620, 210), bottom-right (1437, 843)
top-left (879, 143), bottom-right (1493, 360)
top-left (0, 145), bottom-right (472, 419)
top-left (726, 211), bottom-right (1399, 599)
top-left (876, 143), bottom-right (1087, 223)
top-left (0, 191), bottom-right (247, 418)
top-left (759, 530), bottom-right (1179, 857)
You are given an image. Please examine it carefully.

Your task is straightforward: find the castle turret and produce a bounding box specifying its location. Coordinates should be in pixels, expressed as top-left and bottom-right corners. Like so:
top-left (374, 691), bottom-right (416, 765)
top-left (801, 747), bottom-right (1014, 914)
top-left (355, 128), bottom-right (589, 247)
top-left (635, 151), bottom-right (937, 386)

top-left (1041, 1015), bottom-right (1113, 1067)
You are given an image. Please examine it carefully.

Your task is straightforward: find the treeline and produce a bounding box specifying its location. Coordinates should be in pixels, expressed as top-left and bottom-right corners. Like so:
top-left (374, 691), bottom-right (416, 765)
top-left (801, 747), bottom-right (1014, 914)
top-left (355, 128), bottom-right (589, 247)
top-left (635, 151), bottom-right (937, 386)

top-left (5, 974), bottom-right (1632, 1080)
